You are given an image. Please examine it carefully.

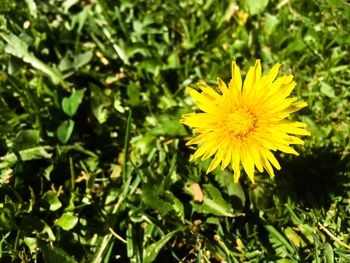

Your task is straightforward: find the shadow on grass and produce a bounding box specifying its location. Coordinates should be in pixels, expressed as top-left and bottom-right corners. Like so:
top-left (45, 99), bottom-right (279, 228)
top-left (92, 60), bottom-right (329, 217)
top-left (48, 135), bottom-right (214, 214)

top-left (275, 146), bottom-right (349, 209)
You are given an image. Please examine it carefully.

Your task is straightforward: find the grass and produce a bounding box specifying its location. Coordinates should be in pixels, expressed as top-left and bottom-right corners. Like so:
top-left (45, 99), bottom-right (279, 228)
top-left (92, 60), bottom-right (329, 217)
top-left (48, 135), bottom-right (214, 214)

top-left (0, 0), bottom-right (349, 262)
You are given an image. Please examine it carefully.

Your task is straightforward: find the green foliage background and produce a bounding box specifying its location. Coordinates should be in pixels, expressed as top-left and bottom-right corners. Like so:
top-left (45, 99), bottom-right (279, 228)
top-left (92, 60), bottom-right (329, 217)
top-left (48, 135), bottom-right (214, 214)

top-left (0, 0), bottom-right (349, 262)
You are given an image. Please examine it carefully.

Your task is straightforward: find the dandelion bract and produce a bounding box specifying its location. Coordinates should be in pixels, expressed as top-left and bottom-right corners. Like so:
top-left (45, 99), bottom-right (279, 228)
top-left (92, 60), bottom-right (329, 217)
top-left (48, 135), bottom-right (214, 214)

top-left (180, 60), bottom-right (310, 183)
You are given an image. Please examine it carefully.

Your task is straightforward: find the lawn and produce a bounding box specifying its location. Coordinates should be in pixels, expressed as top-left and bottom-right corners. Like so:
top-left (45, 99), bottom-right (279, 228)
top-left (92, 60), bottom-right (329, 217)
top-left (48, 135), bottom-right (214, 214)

top-left (0, 0), bottom-right (349, 262)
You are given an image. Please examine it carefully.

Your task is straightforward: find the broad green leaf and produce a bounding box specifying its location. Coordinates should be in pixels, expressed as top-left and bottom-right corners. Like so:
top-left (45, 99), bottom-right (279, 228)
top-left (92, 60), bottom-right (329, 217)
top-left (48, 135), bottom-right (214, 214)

top-left (167, 51), bottom-right (180, 69)
top-left (158, 96), bottom-right (177, 110)
top-left (186, 183), bottom-right (234, 217)
top-left (41, 244), bottom-right (78, 263)
top-left (0, 203), bottom-right (16, 230)
top-left (127, 83), bottom-right (140, 105)
top-left (150, 114), bottom-right (187, 136)
top-left (0, 146), bottom-right (52, 169)
top-left (265, 225), bottom-right (297, 256)
top-left (264, 14), bottom-right (279, 36)
top-left (241, 0), bottom-right (269, 15)
top-left (90, 83), bottom-right (111, 123)
top-left (200, 184), bottom-right (234, 216)
top-left (0, 32), bottom-right (63, 84)
top-left (320, 82), bottom-right (336, 98)
top-left (132, 135), bottom-right (156, 155)
top-left (20, 216), bottom-right (56, 241)
top-left (24, 237), bottom-right (38, 255)
top-left (214, 169), bottom-right (246, 209)
top-left (57, 119), bottom-right (75, 144)
top-left (74, 51), bottom-right (93, 69)
top-left (71, 7), bottom-right (89, 33)
top-left (56, 144), bottom-right (97, 157)
top-left (165, 191), bottom-right (185, 221)
top-left (55, 212), bottom-right (78, 231)
top-left (43, 164), bottom-right (54, 181)
top-left (284, 227), bottom-right (306, 248)
top-left (284, 40), bottom-right (307, 55)
top-left (142, 184), bottom-right (181, 216)
top-left (13, 129), bottom-right (40, 151)
top-left (42, 191), bottom-right (62, 211)
top-left (58, 54), bottom-right (74, 72)
top-left (324, 243), bottom-right (334, 263)
top-left (143, 230), bottom-right (179, 263)
top-left (24, 0), bottom-right (37, 18)
top-left (62, 89), bottom-right (86, 117)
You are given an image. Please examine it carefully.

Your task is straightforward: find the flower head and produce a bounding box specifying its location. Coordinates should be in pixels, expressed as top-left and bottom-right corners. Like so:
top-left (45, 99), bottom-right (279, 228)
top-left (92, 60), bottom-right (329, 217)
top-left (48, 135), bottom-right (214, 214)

top-left (180, 60), bottom-right (310, 183)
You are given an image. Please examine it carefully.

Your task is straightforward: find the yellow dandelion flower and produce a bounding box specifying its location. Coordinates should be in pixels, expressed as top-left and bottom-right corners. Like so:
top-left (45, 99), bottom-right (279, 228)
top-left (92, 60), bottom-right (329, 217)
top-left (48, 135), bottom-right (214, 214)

top-left (180, 60), bottom-right (310, 183)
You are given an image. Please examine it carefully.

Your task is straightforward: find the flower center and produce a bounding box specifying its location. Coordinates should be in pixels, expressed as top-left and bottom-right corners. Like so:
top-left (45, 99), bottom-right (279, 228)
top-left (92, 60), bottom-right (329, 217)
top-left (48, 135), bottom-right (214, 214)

top-left (225, 108), bottom-right (256, 137)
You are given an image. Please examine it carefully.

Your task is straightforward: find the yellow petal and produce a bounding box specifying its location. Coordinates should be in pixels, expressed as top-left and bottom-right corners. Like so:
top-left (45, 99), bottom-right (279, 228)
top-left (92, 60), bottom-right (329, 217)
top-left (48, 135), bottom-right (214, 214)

top-left (181, 113), bottom-right (217, 128)
top-left (261, 63), bottom-right (281, 85)
top-left (278, 122), bottom-right (311, 136)
top-left (287, 135), bottom-right (305, 145)
top-left (262, 156), bottom-right (275, 178)
top-left (197, 82), bottom-right (222, 102)
top-left (266, 75), bottom-right (293, 97)
top-left (269, 97), bottom-right (298, 112)
top-left (277, 144), bottom-right (299, 155)
top-left (196, 102), bottom-right (221, 115)
top-left (221, 144), bottom-right (231, 170)
top-left (232, 163), bottom-right (241, 183)
top-left (275, 101), bottom-right (308, 117)
top-left (230, 61), bottom-right (242, 94)
top-left (250, 145), bottom-right (264, 173)
top-left (279, 81), bottom-right (297, 99)
top-left (242, 60), bottom-right (262, 105)
top-left (292, 101), bottom-right (308, 109)
top-left (217, 77), bottom-right (228, 94)
top-left (255, 59), bottom-right (262, 82)
top-left (186, 133), bottom-right (208, 145)
top-left (190, 144), bottom-right (208, 161)
top-left (201, 140), bottom-right (220, 160)
top-left (264, 150), bottom-right (281, 170)
top-left (240, 143), bottom-right (255, 183)
top-left (186, 87), bottom-right (220, 114)
top-left (206, 151), bottom-right (222, 173)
